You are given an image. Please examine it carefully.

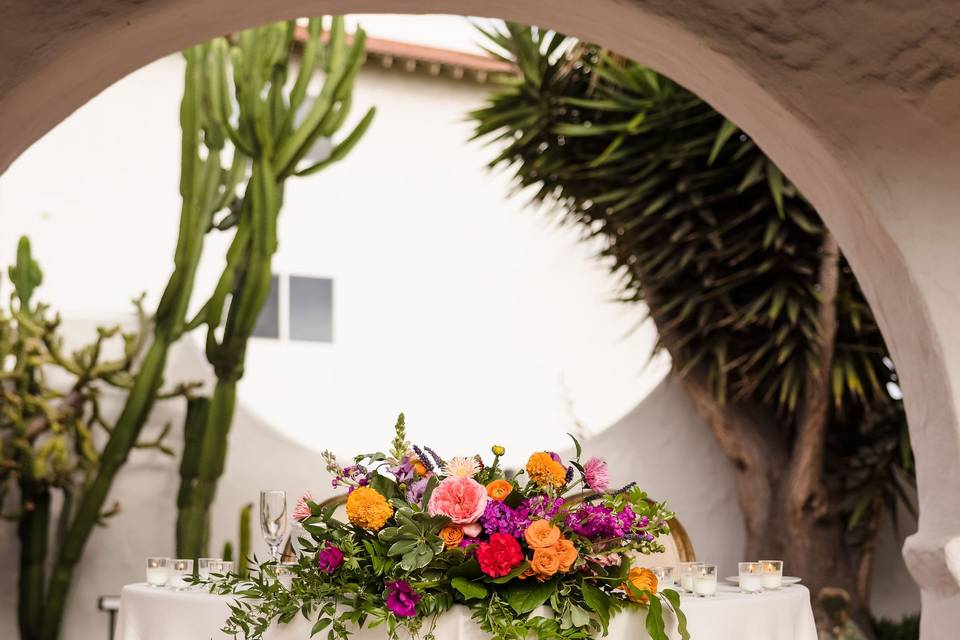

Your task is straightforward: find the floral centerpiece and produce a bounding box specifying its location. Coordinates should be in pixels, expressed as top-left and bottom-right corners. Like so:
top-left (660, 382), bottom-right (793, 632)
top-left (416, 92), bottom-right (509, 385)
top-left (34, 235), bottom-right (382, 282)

top-left (212, 416), bottom-right (688, 640)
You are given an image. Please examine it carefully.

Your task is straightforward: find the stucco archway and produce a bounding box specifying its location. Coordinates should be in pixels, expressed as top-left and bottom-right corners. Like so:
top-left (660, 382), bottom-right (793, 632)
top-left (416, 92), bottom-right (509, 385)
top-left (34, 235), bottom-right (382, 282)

top-left (3, 1), bottom-right (960, 637)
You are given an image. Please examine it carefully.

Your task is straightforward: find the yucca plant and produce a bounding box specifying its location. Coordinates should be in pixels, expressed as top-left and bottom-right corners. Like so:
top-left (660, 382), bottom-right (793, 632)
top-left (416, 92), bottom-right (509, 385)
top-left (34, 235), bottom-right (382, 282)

top-left (471, 24), bottom-right (913, 630)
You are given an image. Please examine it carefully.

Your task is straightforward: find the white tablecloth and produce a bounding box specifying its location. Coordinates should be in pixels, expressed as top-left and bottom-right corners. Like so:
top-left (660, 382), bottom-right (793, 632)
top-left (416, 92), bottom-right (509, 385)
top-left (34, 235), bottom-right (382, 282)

top-left (116, 582), bottom-right (817, 640)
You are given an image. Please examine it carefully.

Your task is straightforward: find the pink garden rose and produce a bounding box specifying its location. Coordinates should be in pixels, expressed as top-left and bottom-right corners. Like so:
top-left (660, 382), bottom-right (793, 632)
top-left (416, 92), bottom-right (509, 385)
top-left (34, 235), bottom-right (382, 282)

top-left (428, 476), bottom-right (488, 525)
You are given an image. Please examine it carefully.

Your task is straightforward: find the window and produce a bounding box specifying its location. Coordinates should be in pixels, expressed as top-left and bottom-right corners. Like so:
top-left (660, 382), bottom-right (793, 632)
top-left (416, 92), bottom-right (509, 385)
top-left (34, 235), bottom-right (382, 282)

top-left (289, 276), bottom-right (333, 342)
top-left (251, 275), bottom-right (280, 338)
top-left (251, 274), bottom-right (333, 343)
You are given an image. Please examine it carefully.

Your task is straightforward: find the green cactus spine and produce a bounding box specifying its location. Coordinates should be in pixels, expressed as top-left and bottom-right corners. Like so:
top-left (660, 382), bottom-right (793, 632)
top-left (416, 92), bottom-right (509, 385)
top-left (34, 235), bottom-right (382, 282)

top-left (174, 17), bottom-right (374, 561)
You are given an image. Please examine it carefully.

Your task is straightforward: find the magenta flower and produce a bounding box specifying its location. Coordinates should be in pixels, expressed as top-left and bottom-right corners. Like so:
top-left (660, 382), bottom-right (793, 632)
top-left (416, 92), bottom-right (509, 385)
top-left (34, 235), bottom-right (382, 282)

top-left (292, 491), bottom-right (314, 522)
top-left (583, 457), bottom-right (610, 492)
top-left (316, 542), bottom-right (344, 574)
top-left (385, 580), bottom-right (421, 617)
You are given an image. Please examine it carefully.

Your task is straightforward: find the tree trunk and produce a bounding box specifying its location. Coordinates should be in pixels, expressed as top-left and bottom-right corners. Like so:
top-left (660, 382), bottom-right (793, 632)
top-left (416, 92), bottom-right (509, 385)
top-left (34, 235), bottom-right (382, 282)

top-left (660, 231), bottom-right (872, 635)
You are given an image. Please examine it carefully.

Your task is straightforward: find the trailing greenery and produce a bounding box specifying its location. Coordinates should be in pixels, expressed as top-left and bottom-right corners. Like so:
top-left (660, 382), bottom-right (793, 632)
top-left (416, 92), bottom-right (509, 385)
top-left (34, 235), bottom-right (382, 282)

top-left (173, 16), bottom-right (375, 560)
top-left (207, 420), bottom-right (685, 640)
top-left (872, 614), bottom-right (919, 640)
top-left (470, 23), bottom-right (914, 618)
top-left (0, 238), bottom-right (192, 640)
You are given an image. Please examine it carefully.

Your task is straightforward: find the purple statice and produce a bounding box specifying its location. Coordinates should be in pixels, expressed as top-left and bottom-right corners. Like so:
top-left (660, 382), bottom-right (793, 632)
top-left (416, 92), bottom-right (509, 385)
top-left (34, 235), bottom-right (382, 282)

top-left (390, 456), bottom-right (417, 485)
top-left (565, 503), bottom-right (637, 540)
top-left (405, 477), bottom-right (429, 504)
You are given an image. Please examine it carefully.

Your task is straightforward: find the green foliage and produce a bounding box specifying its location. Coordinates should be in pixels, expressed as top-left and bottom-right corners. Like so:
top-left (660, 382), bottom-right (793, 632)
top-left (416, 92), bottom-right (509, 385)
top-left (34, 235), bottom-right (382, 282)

top-left (470, 22), bottom-right (914, 564)
top-left (377, 507), bottom-right (448, 570)
top-left (175, 16), bottom-right (374, 560)
top-left (1, 237), bottom-right (188, 640)
top-left (872, 613), bottom-right (920, 640)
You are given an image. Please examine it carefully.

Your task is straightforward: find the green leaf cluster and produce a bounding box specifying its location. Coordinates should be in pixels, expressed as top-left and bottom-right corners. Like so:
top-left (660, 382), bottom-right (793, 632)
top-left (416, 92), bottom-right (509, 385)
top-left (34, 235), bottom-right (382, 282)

top-left (469, 22), bottom-right (914, 554)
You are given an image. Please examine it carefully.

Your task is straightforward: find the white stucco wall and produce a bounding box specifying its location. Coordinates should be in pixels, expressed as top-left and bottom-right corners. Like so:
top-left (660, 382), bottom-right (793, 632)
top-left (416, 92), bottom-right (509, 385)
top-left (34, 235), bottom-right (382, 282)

top-left (0, 52), bottom-right (671, 467)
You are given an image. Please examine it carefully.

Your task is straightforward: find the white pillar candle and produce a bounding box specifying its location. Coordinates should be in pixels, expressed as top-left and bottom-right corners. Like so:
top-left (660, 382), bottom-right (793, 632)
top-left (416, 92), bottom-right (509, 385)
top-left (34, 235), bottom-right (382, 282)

top-left (145, 558), bottom-right (170, 587)
top-left (760, 560), bottom-right (783, 590)
top-left (762, 573), bottom-right (782, 589)
top-left (741, 574), bottom-right (763, 592)
top-left (693, 575), bottom-right (717, 596)
top-left (169, 559), bottom-right (194, 590)
top-left (145, 566), bottom-right (170, 587)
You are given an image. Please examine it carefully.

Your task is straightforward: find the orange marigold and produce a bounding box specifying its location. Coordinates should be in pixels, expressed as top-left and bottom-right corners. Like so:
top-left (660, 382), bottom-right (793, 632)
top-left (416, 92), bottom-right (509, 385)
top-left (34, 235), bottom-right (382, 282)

top-left (345, 487), bottom-right (393, 531)
top-left (525, 452), bottom-right (566, 488)
top-left (620, 567), bottom-right (658, 604)
top-left (486, 479), bottom-right (513, 502)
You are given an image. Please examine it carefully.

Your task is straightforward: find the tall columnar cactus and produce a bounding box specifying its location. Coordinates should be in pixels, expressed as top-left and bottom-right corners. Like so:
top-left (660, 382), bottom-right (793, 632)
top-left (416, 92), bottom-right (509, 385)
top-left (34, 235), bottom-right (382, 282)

top-left (24, 39), bottom-right (247, 640)
top-left (174, 17), bottom-right (374, 560)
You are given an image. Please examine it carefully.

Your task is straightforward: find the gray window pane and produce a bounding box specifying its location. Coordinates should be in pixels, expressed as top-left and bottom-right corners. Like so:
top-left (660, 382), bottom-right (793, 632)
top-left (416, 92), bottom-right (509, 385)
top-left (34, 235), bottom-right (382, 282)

top-left (289, 276), bottom-right (333, 342)
top-left (251, 275), bottom-right (280, 338)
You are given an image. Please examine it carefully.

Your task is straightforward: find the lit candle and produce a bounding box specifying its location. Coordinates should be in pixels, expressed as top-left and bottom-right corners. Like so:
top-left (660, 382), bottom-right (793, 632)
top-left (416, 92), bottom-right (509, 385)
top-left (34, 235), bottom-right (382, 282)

top-left (738, 562), bottom-right (763, 593)
top-left (650, 566), bottom-right (675, 589)
top-left (678, 562), bottom-right (700, 593)
top-left (145, 557), bottom-right (170, 587)
top-left (693, 564), bottom-right (717, 597)
top-left (198, 558), bottom-right (222, 581)
top-left (168, 559), bottom-right (194, 590)
top-left (760, 560), bottom-right (783, 590)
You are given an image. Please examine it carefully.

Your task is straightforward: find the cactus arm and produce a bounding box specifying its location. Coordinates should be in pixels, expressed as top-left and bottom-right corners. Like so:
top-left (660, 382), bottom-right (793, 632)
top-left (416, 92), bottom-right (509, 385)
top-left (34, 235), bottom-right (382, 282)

top-left (175, 397), bottom-right (211, 557)
top-left (296, 106), bottom-right (376, 177)
top-left (17, 481), bottom-right (50, 640)
top-left (239, 502), bottom-right (252, 578)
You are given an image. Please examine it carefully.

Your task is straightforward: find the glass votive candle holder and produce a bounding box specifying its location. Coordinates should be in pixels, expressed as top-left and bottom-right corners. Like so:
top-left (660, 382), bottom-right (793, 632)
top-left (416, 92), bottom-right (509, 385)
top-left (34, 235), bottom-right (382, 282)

top-left (197, 558), bottom-right (222, 581)
top-left (220, 561), bottom-right (235, 575)
top-left (760, 560), bottom-right (783, 590)
top-left (650, 566), bottom-right (676, 589)
top-left (692, 564), bottom-right (718, 597)
top-left (168, 559), bottom-right (194, 590)
top-left (678, 562), bottom-right (701, 593)
top-left (738, 562), bottom-right (764, 593)
top-left (145, 557), bottom-right (170, 587)
top-left (273, 564), bottom-right (295, 589)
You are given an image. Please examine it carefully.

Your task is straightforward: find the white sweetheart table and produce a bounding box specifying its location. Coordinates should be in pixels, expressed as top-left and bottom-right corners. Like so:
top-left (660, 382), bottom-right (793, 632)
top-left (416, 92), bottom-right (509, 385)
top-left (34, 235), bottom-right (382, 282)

top-left (116, 582), bottom-right (817, 640)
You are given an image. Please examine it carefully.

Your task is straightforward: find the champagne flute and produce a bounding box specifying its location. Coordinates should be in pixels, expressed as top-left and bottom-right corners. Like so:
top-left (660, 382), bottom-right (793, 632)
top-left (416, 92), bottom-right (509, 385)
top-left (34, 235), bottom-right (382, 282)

top-left (260, 490), bottom-right (287, 563)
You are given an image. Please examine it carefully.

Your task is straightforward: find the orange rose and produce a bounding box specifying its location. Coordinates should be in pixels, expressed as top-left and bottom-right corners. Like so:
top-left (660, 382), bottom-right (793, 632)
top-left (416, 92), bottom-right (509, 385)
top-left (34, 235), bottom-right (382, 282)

top-left (524, 519), bottom-right (561, 549)
top-left (530, 547), bottom-right (560, 580)
top-left (439, 525), bottom-right (464, 549)
top-left (486, 479), bottom-right (513, 502)
top-left (620, 567), bottom-right (658, 603)
top-left (518, 565), bottom-right (538, 580)
top-left (551, 537), bottom-right (579, 572)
